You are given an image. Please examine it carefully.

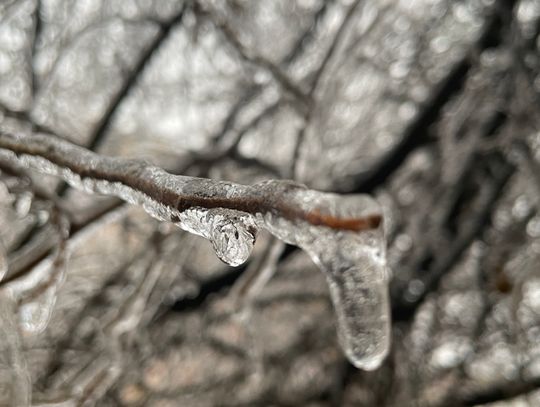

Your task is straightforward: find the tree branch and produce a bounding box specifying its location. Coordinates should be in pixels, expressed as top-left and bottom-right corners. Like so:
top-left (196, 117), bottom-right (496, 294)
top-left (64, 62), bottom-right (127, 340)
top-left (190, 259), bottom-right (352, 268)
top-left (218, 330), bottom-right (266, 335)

top-left (0, 130), bottom-right (390, 371)
top-left (0, 132), bottom-right (381, 235)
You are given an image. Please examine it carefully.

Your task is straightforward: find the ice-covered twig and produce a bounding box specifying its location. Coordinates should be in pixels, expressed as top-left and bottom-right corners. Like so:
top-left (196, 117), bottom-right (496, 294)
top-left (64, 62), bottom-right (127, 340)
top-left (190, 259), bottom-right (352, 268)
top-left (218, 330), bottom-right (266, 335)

top-left (0, 132), bottom-right (381, 261)
top-left (0, 131), bottom-right (390, 370)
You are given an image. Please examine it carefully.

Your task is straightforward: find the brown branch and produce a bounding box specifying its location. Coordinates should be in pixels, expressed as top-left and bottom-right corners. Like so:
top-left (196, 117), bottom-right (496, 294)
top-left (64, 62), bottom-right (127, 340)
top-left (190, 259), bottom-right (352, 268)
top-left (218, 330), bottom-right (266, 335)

top-left (0, 132), bottom-right (382, 234)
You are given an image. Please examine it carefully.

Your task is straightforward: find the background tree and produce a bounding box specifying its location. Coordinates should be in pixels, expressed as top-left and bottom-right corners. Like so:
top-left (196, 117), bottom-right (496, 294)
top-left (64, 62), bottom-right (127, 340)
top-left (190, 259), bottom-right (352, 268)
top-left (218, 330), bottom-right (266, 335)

top-left (0, 0), bottom-right (540, 406)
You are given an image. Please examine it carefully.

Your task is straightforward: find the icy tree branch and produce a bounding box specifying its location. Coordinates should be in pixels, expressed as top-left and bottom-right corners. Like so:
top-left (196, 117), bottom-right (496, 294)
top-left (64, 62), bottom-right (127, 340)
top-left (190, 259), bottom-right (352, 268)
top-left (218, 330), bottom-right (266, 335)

top-left (0, 133), bottom-right (382, 236)
top-left (0, 131), bottom-right (390, 370)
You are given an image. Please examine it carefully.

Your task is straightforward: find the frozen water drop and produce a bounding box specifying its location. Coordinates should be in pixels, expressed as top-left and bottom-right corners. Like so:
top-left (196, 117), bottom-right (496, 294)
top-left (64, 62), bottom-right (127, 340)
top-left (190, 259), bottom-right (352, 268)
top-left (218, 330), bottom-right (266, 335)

top-left (179, 208), bottom-right (258, 267)
top-left (207, 209), bottom-right (258, 267)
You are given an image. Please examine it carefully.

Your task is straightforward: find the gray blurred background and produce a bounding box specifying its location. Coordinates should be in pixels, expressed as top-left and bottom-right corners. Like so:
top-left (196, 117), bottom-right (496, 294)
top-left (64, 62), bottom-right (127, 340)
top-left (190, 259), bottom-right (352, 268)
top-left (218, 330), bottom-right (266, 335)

top-left (1, 0), bottom-right (540, 405)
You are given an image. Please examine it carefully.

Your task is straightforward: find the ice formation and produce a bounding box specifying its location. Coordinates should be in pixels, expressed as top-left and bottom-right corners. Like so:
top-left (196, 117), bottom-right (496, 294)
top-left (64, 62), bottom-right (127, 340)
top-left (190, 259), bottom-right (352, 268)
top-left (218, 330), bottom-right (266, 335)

top-left (257, 182), bottom-right (390, 370)
top-left (0, 133), bottom-right (391, 370)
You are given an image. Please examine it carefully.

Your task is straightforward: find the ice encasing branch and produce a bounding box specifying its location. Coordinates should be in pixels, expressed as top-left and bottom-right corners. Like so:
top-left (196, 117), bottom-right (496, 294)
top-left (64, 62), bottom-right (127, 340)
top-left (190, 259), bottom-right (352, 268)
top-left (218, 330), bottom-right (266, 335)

top-left (0, 131), bottom-right (390, 370)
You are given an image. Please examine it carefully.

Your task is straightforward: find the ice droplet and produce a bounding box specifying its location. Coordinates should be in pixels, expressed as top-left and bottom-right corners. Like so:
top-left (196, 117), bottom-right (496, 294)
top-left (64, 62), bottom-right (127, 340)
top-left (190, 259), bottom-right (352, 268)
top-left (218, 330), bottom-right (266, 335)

top-left (208, 210), bottom-right (258, 267)
top-left (180, 208), bottom-right (258, 267)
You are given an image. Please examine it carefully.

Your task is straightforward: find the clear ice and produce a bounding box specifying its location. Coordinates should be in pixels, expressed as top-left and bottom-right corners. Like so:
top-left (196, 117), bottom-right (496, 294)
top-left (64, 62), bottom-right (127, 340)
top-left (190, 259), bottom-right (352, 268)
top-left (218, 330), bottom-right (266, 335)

top-left (0, 146), bottom-right (391, 369)
top-left (179, 208), bottom-right (258, 267)
top-left (257, 182), bottom-right (390, 370)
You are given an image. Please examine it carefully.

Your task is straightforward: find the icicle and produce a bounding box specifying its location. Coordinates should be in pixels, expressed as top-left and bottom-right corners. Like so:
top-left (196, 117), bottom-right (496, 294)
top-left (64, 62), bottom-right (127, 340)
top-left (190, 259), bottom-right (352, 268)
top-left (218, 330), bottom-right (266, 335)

top-left (325, 264), bottom-right (390, 370)
top-left (260, 186), bottom-right (390, 370)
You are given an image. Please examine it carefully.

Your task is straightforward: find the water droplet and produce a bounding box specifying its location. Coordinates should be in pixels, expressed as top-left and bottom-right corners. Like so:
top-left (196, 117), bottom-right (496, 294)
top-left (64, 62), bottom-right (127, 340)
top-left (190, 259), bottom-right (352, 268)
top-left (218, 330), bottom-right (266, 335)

top-left (527, 216), bottom-right (540, 238)
top-left (512, 195), bottom-right (532, 220)
top-left (207, 209), bottom-right (258, 267)
top-left (404, 278), bottom-right (425, 302)
top-left (398, 101), bottom-right (417, 121)
top-left (430, 36), bottom-right (451, 53)
top-left (390, 61), bottom-right (409, 79)
top-left (178, 208), bottom-right (258, 267)
top-left (395, 233), bottom-right (413, 252)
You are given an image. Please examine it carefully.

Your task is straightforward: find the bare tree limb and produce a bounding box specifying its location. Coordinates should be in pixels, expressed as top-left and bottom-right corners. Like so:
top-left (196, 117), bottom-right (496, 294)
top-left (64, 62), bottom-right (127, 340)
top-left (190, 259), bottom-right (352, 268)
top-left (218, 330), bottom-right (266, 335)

top-left (0, 132), bottom-right (382, 234)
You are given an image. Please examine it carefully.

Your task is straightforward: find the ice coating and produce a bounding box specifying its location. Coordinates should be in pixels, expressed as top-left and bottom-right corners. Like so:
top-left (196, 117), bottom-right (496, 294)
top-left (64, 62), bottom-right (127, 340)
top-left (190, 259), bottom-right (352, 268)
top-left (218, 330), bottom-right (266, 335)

top-left (0, 135), bottom-right (390, 369)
